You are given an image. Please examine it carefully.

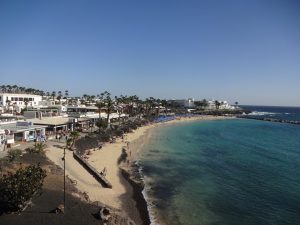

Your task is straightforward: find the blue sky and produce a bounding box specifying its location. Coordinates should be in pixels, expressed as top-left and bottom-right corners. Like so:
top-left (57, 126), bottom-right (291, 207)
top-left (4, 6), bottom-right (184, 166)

top-left (0, 0), bottom-right (299, 106)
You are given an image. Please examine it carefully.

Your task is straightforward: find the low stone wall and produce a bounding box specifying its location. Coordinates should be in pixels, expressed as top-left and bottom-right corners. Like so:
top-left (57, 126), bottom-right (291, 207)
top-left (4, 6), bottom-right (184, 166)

top-left (73, 150), bottom-right (112, 188)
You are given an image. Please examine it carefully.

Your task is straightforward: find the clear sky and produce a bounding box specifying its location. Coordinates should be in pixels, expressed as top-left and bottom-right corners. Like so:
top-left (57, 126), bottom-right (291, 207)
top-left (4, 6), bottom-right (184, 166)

top-left (0, 0), bottom-right (299, 106)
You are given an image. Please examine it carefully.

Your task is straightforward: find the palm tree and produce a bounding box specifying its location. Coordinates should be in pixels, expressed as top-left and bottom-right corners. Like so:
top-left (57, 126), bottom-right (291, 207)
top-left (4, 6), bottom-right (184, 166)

top-left (160, 99), bottom-right (168, 115)
top-left (24, 99), bottom-right (29, 109)
top-left (202, 99), bottom-right (209, 109)
top-left (40, 91), bottom-right (45, 97)
top-left (67, 131), bottom-right (80, 149)
top-left (64, 90), bottom-right (69, 105)
top-left (57, 91), bottom-right (62, 104)
top-left (20, 86), bottom-right (26, 93)
top-left (95, 93), bottom-right (106, 132)
top-left (51, 91), bottom-right (56, 101)
top-left (115, 95), bottom-right (125, 125)
top-left (195, 99), bottom-right (209, 110)
top-left (12, 85), bottom-right (18, 93)
top-left (0, 85), bottom-right (6, 92)
top-left (65, 90), bottom-right (69, 98)
top-left (144, 97), bottom-right (155, 118)
top-left (235, 101), bottom-right (239, 108)
top-left (215, 100), bottom-right (221, 110)
top-left (6, 100), bottom-right (11, 113)
top-left (103, 91), bottom-right (114, 127)
top-left (82, 94), bottom-right (88, 100)
top-left (155, 98), bottom-right (161, 116)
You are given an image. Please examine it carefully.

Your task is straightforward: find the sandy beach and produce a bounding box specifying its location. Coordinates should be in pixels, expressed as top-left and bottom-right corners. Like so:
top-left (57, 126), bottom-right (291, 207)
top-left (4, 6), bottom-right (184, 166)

top-left (45, 115), bottom-right (230, 224)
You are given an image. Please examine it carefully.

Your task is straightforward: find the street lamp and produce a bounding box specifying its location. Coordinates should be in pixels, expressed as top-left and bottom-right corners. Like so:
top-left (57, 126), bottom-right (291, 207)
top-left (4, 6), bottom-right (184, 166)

top-left (62, 147), bottom-right (66, 213)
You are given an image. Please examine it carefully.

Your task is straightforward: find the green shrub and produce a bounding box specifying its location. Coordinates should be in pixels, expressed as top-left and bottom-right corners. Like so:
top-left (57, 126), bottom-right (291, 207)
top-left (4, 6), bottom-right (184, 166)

top-left (0, 164), bottom-right (47, 213)
top-left (7, 149), bottom-right (22, 162)
top-left (26, 142), bottom-right (47, 154)
top-left (96, 119), bottom-right (108, 131)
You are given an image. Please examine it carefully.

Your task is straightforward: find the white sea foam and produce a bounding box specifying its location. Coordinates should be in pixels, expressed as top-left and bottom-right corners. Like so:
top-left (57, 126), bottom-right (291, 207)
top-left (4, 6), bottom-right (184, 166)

top-left (137, 163), bottom-right (160, 225)
top-left (142, 187), bottom-right (159, 225)
top-left (248, 111), bottom-right (278, 116)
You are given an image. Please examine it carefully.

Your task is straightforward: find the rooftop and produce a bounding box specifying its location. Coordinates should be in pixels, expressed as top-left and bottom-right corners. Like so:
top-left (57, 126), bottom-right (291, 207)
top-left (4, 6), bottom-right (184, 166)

top-left (0, 122), bottom-right (47, 132)
top-left (28, 117), bottom-right (71, 126)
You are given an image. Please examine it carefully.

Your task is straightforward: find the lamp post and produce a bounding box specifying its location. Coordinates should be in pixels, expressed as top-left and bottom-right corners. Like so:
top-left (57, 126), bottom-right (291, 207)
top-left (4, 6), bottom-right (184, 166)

top-left (62, 147), bottom-right (66, 212)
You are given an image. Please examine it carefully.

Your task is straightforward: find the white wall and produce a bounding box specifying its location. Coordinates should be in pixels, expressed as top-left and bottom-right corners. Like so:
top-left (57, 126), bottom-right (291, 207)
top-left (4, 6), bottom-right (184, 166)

top-left (0, 93), bottom-right (42, 111)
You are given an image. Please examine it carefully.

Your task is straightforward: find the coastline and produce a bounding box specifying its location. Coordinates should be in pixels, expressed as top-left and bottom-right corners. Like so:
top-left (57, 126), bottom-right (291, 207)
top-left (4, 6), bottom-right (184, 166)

top-left (121, 115), bottom-right (231, 225)
top-left (45, 115), bottom-right (231, 225)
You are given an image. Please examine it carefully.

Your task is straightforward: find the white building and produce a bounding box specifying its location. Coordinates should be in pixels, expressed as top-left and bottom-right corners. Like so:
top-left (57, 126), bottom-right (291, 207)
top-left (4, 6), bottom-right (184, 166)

top-left (0, 93), bottom-right (42, 113)
top-left (206, 100), bottom-right (235, 110)
top-left (219, 101), bottom-right (235, 110)
top-left (0, 121), bottom-right (47, 145)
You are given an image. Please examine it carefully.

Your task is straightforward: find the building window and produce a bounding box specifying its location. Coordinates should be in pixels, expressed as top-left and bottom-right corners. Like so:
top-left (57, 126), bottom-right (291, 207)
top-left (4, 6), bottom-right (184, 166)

top-left (19, 97), bottom-right (23, 101)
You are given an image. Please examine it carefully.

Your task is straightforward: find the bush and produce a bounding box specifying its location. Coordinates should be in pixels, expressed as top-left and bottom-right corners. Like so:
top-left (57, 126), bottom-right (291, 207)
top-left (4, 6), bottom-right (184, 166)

top-left (7, 149), bottom-right (22, 162)
top-left (0, 164), bottom-right (47, 213)
top-left (98, 132), bottom-right (111, 142)
top-left (25, 142), bottom-right (47, 154)
top-left (113, 129), bottom-right (124, 137)
top-left (96, 119), bottom-right (108, 131)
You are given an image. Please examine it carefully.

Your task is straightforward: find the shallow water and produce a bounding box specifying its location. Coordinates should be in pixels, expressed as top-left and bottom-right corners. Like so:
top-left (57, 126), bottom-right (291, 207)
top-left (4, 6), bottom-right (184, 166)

top-left (140, 119), bottom-right (300, 225)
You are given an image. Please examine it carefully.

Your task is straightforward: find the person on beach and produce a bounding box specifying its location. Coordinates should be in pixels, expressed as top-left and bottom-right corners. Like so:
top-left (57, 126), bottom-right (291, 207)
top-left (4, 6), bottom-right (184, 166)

top-left (100, 167), bottom-right (107, 176)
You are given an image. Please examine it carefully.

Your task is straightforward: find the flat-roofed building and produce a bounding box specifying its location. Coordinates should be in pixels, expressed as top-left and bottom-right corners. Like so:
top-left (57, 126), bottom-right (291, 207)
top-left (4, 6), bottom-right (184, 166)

top-left (28, 116), bottom-right (93, 137)
top-left (0, 93), bottom-right (42, 113)
top-left (168, 98), bottom-right (195, 108)
top-left (0, 121), bottom-right (47, 145)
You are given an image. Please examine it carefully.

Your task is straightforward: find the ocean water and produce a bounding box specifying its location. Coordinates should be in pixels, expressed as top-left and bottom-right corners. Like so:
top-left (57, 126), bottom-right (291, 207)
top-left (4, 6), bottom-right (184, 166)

top-left (241, 105), bottom-right (300, 122)
top-left (139, 119), bottom-right (300, 225)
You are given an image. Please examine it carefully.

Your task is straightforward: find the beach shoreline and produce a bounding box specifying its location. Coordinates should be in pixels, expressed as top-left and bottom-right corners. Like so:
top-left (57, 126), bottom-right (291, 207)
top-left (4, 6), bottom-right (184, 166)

top-left (45, 115), bottom-right (232, 225)
top-left (121, 115), bottom-right (231, 225)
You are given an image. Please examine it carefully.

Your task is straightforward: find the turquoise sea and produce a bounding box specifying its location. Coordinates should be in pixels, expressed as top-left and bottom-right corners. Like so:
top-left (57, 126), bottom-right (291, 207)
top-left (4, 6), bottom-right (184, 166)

top-left (139, 119), bottom-right (300, 225)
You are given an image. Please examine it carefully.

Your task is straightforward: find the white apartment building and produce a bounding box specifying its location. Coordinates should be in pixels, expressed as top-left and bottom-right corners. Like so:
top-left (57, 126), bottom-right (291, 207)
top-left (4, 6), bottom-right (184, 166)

top-left (206, 100), bottom-right (235, 110)
top-left (207, 100), bottom-right (216, 110)
top-left (219, 101), bottom-right (235, 110)
top-left (0, 93), bottom-right (42, 112)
